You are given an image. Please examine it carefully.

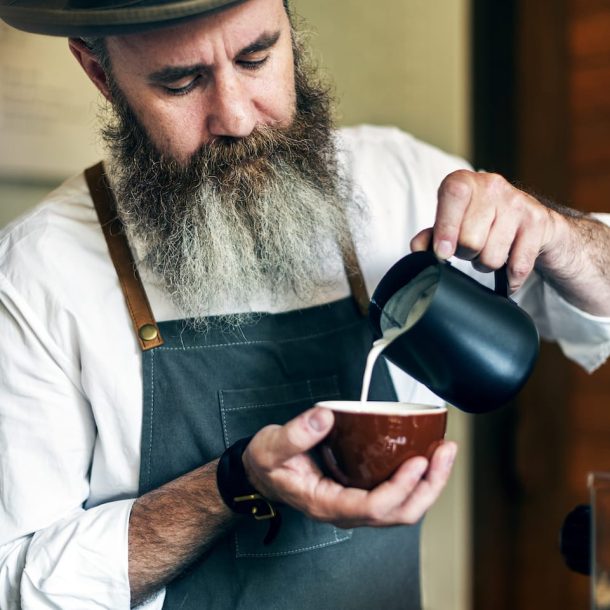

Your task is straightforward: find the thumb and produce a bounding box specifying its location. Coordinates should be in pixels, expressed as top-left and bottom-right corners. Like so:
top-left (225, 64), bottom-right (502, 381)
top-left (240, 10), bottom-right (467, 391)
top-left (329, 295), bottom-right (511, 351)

top-left (265, 407), bottom-right (334, 467)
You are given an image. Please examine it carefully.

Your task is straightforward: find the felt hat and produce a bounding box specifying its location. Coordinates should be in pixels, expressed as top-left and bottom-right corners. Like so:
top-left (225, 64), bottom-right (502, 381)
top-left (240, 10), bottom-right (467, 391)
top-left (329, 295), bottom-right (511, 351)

top-left (0, 0), bottom-right (246, 37)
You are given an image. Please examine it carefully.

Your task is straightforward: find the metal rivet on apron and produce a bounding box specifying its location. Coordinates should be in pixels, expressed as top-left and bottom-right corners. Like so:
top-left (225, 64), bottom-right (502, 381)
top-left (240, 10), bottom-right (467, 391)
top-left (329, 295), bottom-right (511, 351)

top-left (139, 324), bottom-right (159, 342)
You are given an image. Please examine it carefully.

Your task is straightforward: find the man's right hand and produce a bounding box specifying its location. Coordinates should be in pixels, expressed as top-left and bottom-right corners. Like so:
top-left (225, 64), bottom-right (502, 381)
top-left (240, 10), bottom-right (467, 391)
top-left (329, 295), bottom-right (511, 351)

top-left (242, 407), bottom-right (458, 529)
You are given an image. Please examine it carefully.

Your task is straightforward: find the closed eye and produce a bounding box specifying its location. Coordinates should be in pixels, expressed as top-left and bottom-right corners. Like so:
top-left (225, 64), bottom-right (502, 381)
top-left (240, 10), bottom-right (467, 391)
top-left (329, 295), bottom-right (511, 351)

top-left (237, 56), bottom-right (269, 71)
top-left (163, 75), bottom-right (202, 96)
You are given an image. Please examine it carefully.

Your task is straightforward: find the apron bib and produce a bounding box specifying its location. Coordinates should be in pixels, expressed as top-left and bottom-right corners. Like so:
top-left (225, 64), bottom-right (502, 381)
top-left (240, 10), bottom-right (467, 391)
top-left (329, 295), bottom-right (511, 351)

top-left (85, 162), bottom-right (422, 610)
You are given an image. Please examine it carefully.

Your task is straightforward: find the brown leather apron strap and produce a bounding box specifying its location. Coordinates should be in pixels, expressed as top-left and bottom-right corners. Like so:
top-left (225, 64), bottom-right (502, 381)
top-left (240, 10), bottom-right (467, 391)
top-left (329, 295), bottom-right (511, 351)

top-left (341, 238), bottom-right (370, 317)
top-left (84, 161), bottom-right (164, 351)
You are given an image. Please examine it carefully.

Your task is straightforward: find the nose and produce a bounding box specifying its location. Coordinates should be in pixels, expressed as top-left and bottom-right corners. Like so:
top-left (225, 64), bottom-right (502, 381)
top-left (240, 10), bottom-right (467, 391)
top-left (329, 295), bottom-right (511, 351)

top-left (206, 68), bottom-right (256, 139)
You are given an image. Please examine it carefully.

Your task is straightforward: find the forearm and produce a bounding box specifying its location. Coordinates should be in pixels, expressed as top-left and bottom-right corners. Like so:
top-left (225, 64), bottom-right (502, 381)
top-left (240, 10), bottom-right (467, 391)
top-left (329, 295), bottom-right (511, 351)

top-left (536, 209), bottom-right (610, 316)
top-left (128, 459), bottom-right (236, 607)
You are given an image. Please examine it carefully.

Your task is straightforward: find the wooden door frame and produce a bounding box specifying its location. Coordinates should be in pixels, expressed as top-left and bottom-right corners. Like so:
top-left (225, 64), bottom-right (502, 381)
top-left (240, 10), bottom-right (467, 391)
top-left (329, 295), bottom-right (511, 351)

top-left (471, 0), bottom-right (574, 608)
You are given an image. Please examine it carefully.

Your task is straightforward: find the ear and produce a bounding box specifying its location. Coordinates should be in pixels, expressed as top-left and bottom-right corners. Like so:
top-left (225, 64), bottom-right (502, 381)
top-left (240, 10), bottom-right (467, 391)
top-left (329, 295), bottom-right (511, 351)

top-left (69, 38), bottom-right (113, 102)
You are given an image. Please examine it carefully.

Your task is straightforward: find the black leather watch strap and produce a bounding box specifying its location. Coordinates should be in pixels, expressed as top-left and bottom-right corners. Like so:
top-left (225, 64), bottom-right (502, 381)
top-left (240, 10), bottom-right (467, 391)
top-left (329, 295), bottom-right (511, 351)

top-left (216, 436), bottom-right (281, 545)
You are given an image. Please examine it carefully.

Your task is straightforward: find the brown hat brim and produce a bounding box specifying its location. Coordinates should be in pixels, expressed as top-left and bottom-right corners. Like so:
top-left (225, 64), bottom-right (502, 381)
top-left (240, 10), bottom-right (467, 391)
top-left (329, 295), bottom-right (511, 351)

top-left (0, 0), bottom-right (246, 37)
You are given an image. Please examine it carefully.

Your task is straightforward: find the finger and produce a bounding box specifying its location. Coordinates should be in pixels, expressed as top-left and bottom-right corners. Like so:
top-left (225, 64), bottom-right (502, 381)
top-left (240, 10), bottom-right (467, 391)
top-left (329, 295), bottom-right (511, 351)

top-left (257, 407), bottom-right (335, 469)
top-left (470, 210), bottom-right (519, 273)
top-left (311, 456), bottom-right (429, 525)
top-left (410, 227), bottom-right (433, 253)
top-left (394, 441), bottom-right (457, 523)
top-left (362, 457), bottom-right (429, 519)
top-left (455, 197), bottom-right (497, 262)
top-left (506, 223), bottom-right (544, 292)
top-left (434, 171), bottom-right (476, 259)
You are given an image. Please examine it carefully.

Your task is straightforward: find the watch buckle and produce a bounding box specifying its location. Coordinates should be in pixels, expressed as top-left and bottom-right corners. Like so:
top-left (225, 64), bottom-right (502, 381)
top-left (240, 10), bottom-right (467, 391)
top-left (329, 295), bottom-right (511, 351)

top-left (233, 493), bottom-right (277, 520)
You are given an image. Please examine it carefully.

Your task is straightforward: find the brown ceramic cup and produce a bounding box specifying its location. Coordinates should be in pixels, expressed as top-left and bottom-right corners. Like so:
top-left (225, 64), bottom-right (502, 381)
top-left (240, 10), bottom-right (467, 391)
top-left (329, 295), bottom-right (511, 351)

top-left (318, 400), bottom-right (448, 490)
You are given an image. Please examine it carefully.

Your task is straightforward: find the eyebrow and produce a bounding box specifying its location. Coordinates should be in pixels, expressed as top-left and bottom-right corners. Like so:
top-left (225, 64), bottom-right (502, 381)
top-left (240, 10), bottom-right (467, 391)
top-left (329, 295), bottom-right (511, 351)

top-left (147, 30), bottom-right (282, 84)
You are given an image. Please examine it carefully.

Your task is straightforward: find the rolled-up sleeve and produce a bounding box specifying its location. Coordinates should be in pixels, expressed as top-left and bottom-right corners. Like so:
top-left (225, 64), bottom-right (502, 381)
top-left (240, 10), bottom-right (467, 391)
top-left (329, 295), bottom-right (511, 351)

top-left (0, 273), bottom-right (136, 609)
top-left (2, 502), bottom-right (134, 610)
top-left (515, 276), bottom-right (610, 373)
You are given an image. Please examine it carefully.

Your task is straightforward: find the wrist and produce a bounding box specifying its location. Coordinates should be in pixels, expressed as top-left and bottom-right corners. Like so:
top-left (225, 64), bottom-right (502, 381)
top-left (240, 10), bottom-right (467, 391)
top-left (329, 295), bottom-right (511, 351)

top-left (216, 437), bottom-right (281, 544)
top-left (536, 211), bottom-right (580, 280)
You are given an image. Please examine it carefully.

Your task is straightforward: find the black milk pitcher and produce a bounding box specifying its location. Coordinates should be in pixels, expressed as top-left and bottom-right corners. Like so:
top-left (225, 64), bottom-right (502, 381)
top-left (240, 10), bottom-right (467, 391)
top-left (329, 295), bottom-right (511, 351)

top-left (369, 250), bottom-right (540, 414)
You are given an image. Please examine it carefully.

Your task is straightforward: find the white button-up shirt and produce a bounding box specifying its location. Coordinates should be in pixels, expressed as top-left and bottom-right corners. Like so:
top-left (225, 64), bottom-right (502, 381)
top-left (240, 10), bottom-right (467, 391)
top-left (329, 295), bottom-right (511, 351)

top-left (1, 126), bottom-right (609, 609)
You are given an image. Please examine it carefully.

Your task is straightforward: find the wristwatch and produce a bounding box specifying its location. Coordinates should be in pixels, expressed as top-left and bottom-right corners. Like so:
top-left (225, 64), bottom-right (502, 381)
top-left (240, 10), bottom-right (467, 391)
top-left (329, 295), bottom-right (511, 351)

top-left (216, 436), bottom-right (281, 544)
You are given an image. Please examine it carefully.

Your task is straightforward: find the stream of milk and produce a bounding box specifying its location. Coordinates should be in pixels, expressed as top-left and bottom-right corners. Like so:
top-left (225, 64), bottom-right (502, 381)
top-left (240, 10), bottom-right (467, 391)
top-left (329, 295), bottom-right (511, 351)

top-left (359, 328), bottom-right (403, 403)
top-left (359, 268), bottom-right (438, 403)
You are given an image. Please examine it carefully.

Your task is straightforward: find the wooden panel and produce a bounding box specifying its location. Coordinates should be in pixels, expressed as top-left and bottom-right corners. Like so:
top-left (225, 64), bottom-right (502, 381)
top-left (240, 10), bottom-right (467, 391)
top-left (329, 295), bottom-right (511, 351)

top-left (572, 172), bottom-right (610, 211)
top-left (571, 64), bottom-right (610, 117)
top-left (517, 0), bottom-right (569, 200)
top-left (570, 0), bottom-right (610, 17)
top-left (568, 388), bottom-right (610, 434)
top-left (570, 11), bottom-right (610, 60)
top-left (570, 117), bottom-right (610, 174)
top-left (568, 435), bottom-right (610, 494)
top-left (475, 1), bottom-right (610, 608)
top-left (512, 343), bottom-right (573, 609)
top-left (570, 361), bottom-right (610, 389)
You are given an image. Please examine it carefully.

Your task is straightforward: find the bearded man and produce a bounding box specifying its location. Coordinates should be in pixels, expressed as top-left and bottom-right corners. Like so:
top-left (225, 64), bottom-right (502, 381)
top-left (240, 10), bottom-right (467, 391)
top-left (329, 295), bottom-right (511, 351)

top-left (0, 1), bottom-right (609, 609)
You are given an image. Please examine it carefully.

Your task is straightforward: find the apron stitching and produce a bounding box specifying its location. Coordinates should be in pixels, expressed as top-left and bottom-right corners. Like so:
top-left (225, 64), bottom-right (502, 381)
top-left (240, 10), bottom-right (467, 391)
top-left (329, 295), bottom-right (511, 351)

top-left (236, 535), bottom-right (352, 558)
top-left (219, 391), bottom-right (230, 448)
top-left (147, 349), bottom-right (156, 487)
top-left (221, 392), bottom-right (341, 412)
top-left (155, 320), bottom-right (364, 351)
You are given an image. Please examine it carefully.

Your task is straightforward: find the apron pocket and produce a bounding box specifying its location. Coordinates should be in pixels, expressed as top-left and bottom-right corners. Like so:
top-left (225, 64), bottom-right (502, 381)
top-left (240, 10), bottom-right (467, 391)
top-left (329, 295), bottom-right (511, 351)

top-left (219, 375), bottom-right (352, 558)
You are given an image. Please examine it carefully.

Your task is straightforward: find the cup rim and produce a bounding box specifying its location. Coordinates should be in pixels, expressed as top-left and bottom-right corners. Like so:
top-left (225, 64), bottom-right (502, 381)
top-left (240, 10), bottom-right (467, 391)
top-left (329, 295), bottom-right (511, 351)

top-left (316, 400), bottom-right (447, 416)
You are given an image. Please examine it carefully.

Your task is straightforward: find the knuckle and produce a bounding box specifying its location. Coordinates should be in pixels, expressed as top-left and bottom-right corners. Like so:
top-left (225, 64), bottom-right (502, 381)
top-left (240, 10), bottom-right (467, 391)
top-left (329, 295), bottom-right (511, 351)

top-left (509, 258), bottom-right (533, 280)
top-left (507, 193), bottom-right (525, 214)
top-left (528, 203), bottom-right (548, 225)
top-left (438, 171), bottom-right (472, 201)
top-left (481, 172), bottom-right (512, 199)
top-left (485, 172), bottom-right (507, 192)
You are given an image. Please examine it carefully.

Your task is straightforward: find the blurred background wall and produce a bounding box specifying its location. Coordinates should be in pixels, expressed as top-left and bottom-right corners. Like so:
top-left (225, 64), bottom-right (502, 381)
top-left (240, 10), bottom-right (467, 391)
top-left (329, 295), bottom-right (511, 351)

top-left (0, 22), bottom-right (103, 224)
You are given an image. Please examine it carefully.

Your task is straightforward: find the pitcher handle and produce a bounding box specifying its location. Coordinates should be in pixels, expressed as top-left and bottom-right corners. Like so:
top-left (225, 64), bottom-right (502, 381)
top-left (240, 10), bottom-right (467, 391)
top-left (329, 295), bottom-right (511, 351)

top-left (494, 266), bottom-right (509, 298)
top-left (426, 239), bottom-right (509, 298)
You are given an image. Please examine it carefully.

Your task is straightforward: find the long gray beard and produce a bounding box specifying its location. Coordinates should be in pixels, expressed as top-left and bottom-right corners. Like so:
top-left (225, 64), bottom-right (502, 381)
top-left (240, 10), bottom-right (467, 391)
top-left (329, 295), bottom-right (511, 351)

top-left (109, 155), bottom-right (356, 328)
top-left (101, 29), bottom-right (362, 328)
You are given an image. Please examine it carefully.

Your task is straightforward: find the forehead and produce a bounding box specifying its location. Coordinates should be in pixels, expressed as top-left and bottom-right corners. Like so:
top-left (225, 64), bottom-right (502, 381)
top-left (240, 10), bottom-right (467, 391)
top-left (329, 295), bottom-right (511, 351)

top-left (106, 0), bottom-right (288, 69)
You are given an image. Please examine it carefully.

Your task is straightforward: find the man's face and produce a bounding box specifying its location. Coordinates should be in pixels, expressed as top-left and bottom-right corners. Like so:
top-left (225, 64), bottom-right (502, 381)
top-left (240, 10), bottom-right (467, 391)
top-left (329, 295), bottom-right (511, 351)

top-left (104, 0), bottom-right (296, 163)
top-left (96, 1), bottom-right (357, 326)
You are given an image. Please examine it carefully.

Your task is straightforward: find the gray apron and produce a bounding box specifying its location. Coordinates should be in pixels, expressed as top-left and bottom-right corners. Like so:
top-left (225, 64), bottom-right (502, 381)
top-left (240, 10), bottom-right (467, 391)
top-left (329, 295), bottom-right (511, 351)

top-left (85, 163), bottom-right (422, 610)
